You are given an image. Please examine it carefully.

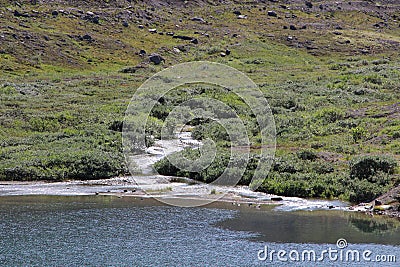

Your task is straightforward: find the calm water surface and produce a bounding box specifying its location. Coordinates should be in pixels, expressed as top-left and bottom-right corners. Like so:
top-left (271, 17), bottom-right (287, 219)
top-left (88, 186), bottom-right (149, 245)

top-left (0, 196), bottom-right (399, 266)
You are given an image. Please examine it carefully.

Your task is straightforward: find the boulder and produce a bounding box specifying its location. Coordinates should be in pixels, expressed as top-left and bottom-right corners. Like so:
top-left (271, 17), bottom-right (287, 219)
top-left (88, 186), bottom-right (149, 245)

top-left (267, 11), bottom-right (277, 17)
top-left (191, 17), bottom-right (206, 23)
top-left (149, 53), bottom-right (164, 65)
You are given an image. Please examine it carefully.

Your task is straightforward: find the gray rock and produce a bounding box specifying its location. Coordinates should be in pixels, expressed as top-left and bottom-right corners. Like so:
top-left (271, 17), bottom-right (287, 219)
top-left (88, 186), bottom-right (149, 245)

top-left (191, 38), bottom-right (198, 44)
top-left (52, 10), bottom-right (59, 16)
top-left (14, 10), bottom-right (30, 17)
top-left (122, 21), bottom-right (129, 27)
top-left (149, 53), bottom-right (164, 65)
top-left (290, 25), bottom-right (297, 30)
top-left (191, 17), bottom-right (206, 23)
top-left (267, 11), bottom-right (277, 17)
top-left (173, 35), bottom-right (193, 41)
top-left (237, 15), bottom-right (247, 19)
top-left (81, 34), bottom-right (92, 41)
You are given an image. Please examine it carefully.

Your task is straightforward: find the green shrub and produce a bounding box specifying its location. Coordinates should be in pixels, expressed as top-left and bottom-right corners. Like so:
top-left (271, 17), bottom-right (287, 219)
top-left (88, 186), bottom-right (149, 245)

top-left (351, 126), bottom-right (367, 142)
top-left (315, 107), bottom-right (345, 124)
top-left (350, 155), bottom-right (397, 181)
top-left (297, 150), bottom-right (318, 161)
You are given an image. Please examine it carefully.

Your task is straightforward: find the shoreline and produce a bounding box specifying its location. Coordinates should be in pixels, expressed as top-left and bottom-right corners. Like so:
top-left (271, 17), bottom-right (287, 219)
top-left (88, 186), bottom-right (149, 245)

top-left (1, 179), bottom-right (399, 219)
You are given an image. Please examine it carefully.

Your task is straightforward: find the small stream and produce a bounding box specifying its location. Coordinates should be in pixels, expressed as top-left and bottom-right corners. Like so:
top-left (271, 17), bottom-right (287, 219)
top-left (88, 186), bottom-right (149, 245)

top-left (0, 131), bottom-right (349, 211)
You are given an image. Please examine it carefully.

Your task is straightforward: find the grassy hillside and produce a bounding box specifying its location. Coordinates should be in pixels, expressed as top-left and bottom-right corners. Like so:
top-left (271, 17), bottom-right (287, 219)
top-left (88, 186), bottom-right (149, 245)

top-left (1, 0), bottom-right (399, 203)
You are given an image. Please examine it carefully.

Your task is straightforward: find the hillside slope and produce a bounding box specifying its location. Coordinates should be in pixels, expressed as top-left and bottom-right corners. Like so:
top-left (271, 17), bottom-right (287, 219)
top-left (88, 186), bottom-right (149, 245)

top-left (0, 0), bottom-right (399, 206)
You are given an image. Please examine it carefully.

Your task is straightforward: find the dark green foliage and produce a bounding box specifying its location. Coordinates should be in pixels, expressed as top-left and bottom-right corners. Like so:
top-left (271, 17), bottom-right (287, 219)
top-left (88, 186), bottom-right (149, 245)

top-left (348, 179), bottom-right (390, 203)
top-left (0, 130), bottom-right (127, 181)
top-left (297, 150), bottom-right (318, 161)
top-left (350, 155), bottom-right (397, 181)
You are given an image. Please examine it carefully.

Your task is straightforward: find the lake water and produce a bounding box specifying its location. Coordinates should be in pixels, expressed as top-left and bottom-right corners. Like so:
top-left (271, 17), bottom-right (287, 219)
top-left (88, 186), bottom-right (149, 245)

top-left (0, 195), bottom-right (399, 266)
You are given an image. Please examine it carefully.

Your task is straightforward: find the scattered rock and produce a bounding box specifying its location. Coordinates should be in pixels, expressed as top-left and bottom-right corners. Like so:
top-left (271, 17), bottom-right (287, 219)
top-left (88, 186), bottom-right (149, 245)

top-left (237, 15), bottom-right (247, 19)
top-left (148, 28), bottom-right (157, 33)
top-left (149, 53), bottom-right (164, 65)
top-left (83, 12), bottom-right (99, 24)
top-left (92, 17), bottom-right (100, 24)
top-left (81, 34), bottom-right (93, 41)
top-left (176, 45), bottom-right (187, 52)
top-left (14, 10), bottom-right (30, 18)
top-left (283, 25), bottom-right (288, 29)
top-left (191, 38), bottom-right (199, 44)
top-left (375, 199), bottom-right (383, 206)
top-left (271, 197), bottom-right (283, 201)
top-left (139, 49), bottom-right (146, 56)
top-left (354, 89), bottom-right (365, 95)
top-left (267, 11), bottom-right (277, 17)
top-left (373, 205), bottom-right (393, 211)
top-left (225, 49), bottom-right (231, 55)
top-left (166, 32), bottom-right (174, 36)
top-left (52, 10), bottom-right (58, 17)
top-left (191, 17), bottom-right (206, 23)
top-left (122, 21), bottom-right (129, 27)
top-left (220, 52), bottom-right (226, 57)
top-left (173, 47), bottom-right (181, 53)
top-left (138, 24), bottom-right (144, 29)
top-left (289, 25), bottom-right (297, 30)
top-left (233, 10), bottom-right (241, 15)
top-left (305, 1), bottom-right (313, 8)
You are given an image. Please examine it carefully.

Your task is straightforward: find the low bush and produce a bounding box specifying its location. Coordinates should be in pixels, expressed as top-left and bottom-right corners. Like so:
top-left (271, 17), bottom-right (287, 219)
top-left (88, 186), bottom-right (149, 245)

top-left (350, 155), bottom-right (397, 181)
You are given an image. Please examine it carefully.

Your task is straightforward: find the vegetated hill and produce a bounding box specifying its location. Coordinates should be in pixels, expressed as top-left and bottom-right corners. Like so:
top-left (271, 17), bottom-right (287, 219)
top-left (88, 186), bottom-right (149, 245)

top-left (0, 0), bottom-right (399, 206)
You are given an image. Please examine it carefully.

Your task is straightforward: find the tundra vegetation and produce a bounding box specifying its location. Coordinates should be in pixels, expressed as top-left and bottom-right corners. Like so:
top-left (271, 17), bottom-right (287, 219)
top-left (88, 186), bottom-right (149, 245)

top-left (0, 0), bottom-right (399, 203)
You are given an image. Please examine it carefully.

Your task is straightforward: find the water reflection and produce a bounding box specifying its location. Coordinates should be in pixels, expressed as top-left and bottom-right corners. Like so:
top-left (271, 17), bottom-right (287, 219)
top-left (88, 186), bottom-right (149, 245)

top-left (217, 209), bottom-right (400, 245)
top-left (348, 212), bottom-right (400, 235)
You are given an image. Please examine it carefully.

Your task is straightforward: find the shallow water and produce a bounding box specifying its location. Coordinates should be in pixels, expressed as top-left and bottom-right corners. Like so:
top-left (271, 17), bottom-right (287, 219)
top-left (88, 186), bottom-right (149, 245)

top-left (0, 196), bottom-right (398, 266)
